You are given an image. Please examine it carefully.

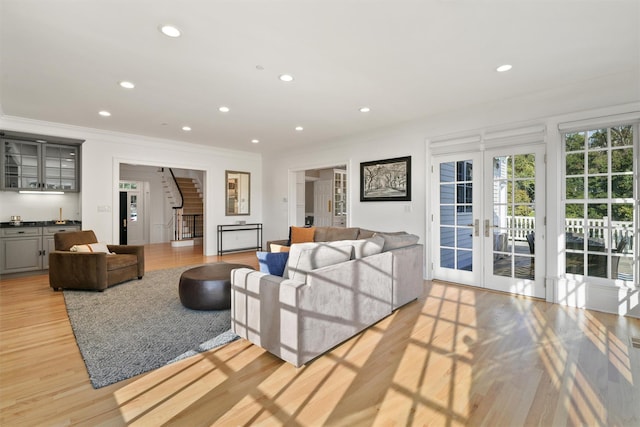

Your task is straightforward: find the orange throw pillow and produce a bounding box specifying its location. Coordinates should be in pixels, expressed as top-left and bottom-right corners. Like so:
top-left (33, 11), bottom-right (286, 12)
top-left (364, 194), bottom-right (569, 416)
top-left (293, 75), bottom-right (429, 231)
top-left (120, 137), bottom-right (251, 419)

top-left (290, 226), bottom-right (316, 244)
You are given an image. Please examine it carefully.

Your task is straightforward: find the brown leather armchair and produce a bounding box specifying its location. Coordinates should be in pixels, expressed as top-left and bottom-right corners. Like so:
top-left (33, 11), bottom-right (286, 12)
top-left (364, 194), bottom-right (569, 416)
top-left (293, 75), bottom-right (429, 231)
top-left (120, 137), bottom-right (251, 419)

top-left (49, 230), bottom-right (144, 291)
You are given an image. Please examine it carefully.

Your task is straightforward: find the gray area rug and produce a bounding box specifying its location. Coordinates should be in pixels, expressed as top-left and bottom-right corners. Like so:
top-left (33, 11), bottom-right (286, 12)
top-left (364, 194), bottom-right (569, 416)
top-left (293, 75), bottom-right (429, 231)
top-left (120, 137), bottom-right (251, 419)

top-left (63, 264), bottom-right (239, 388)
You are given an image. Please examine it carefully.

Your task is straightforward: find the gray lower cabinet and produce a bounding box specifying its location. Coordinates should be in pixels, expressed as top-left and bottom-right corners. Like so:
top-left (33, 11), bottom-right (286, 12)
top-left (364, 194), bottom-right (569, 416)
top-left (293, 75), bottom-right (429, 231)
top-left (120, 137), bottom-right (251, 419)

top-left (0, 225), bottom-right (80, 274)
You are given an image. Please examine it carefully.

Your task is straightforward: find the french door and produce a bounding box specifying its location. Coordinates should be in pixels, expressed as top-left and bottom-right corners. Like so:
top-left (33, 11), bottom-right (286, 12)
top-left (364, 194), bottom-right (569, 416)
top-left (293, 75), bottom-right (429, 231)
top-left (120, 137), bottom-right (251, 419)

top-left (432, 145), bottom-right (546, 298)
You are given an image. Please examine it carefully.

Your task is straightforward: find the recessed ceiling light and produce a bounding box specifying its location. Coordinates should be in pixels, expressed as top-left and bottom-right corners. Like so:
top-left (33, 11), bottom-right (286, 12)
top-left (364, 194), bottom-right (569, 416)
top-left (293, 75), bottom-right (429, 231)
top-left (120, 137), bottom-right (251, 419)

top-left (182, 126), bottom-right (191, 131)
top-left (279, 74), bottom-right (294, 82)
top-left (159, 25), bottom-right (181, 38)
top-left (35, 139), bottom-right (47, 143)
top-left (251, 139), bottom-right (260, 144)
top-left (295, 126), bottom-right (304, 131)
top-left (359, 107), bottom-right (371, 113)
top-left (119, 81), bottom-right (135, 89)
top-left (99, 110), bottom-right (111, 117)
top-left (218, 106), bottom-right (230, 113)
top-left (496, 64), bottom-right (513, 72)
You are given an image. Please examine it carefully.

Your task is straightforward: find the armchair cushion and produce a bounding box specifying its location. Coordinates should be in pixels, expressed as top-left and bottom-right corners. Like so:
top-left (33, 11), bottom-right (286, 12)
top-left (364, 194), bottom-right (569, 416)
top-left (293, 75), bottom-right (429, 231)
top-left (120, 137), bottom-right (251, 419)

top-left (54, 230), bottom-right (98, 251)
top-left (70, 242), bottom-right (113, 253)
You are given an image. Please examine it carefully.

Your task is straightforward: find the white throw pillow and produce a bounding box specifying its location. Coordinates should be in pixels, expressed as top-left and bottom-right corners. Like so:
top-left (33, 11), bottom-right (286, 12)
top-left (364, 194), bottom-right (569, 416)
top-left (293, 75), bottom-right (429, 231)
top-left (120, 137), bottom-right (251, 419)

top-left (70, 242), bottom-right (113, 254)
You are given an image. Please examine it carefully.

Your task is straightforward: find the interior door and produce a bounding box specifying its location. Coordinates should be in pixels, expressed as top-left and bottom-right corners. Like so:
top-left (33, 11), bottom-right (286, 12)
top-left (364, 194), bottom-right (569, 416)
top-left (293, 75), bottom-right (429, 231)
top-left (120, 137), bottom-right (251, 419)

top-left (432, 146), bottom-right (545, 298)
top-left (313, 179), bottom-right (332, 227)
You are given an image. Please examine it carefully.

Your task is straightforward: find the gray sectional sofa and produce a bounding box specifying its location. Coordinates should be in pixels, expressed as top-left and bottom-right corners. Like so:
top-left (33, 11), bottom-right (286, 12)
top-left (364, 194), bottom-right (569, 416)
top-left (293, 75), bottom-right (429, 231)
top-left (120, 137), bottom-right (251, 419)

top-left (230, 227), bottom-right (424, 367)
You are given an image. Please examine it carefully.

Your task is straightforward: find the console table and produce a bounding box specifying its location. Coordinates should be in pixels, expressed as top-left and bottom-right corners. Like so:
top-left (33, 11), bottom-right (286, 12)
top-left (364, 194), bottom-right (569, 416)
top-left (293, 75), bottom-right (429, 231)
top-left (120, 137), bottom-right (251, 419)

top-left (217, 223), bottom-right (263, 255)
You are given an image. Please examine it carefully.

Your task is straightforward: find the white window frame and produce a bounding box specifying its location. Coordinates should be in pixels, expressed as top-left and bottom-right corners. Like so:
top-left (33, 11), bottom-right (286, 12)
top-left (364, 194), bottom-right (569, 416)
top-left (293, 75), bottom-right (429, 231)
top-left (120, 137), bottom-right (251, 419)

top-left (560, 121), bottom-right (639, 288)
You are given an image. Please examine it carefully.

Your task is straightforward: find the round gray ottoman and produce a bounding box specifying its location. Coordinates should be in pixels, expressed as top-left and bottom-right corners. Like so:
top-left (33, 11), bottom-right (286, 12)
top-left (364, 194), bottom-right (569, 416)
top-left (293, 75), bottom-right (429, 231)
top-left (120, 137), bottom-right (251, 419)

top-left (179, 263), bottom-right (252, 310)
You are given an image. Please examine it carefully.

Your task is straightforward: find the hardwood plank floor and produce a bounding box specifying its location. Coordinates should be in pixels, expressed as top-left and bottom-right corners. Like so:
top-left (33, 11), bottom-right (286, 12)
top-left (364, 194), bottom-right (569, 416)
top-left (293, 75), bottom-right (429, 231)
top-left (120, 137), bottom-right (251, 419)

top-left (1, 243), bottom-right (639, 426)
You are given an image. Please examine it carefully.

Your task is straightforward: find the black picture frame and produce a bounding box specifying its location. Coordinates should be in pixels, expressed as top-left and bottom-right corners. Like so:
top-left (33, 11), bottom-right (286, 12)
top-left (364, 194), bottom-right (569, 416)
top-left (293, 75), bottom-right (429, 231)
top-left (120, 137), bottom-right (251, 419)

top-left (360, 156), bottom-right (411, 202)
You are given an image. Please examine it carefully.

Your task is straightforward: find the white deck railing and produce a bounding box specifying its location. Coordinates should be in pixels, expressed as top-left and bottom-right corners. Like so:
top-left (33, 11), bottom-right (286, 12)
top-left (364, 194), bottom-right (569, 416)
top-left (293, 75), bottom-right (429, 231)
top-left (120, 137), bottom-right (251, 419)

top-left (508, 216), bottom-right (634, 250)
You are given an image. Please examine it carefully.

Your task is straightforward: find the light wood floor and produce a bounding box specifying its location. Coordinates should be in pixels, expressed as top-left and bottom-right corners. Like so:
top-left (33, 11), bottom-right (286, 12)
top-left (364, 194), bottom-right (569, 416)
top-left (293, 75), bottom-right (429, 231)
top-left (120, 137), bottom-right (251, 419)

top-left (1, 243), bottom-right (639, 426)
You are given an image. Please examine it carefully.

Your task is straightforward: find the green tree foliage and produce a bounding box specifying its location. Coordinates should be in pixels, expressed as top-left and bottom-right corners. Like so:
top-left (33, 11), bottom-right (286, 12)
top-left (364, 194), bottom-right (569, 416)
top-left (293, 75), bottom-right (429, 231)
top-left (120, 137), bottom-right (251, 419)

top-left (564, 125), bottom-right (634, 221)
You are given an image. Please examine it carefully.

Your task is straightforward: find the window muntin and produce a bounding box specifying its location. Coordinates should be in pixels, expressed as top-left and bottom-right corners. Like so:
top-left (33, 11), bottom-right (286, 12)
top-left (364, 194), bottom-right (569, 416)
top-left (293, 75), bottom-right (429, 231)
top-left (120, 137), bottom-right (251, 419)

top-left (563, 124), bottom-right (636, 283)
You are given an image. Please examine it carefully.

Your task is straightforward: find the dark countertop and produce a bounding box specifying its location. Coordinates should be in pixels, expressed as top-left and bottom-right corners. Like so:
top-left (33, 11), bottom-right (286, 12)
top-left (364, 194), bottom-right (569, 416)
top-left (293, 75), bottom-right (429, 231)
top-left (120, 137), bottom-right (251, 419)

top-left (0, 220), bottom-right (82, 228)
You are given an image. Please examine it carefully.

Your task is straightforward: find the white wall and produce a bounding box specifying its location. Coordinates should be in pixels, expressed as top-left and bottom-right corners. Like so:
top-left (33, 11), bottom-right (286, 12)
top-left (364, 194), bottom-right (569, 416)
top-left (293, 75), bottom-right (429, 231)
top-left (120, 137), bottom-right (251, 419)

top-left (0, 191), bottom-right (80, 222)
top-left (0, 116), bottom-right (262, 255)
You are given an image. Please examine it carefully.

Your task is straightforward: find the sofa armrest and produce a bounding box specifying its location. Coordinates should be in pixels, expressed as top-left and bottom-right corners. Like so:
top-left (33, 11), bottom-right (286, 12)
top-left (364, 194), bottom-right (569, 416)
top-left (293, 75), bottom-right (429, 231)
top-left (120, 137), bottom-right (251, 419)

top-left (49, 251), bottom-right (108, 290)
top-left (387, 244), bottom-right (424, 310)
top-left (107, 244), bottom-right (145, 277)
top-left (231, 268), bottom-right (305, 360)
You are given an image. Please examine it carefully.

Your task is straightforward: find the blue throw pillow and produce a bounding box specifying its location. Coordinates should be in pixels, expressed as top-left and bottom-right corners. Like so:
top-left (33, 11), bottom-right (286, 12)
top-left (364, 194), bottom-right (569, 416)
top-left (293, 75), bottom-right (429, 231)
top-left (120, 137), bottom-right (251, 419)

top-left (256, 251), bottom-right (289, 277)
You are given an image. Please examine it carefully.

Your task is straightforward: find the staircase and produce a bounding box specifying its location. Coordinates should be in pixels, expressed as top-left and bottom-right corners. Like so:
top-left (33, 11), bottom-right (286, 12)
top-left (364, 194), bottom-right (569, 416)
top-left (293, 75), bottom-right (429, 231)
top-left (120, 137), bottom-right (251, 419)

top-left (159, 169), bottom-right (203, 246)
top-left (175, 177), bottom-right (203, 217)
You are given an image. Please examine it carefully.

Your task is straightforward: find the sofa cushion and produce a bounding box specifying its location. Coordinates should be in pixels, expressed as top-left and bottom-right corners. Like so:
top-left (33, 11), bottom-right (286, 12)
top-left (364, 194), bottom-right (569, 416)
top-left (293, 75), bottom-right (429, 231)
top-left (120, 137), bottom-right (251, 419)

top-left (375, 233), bottom-right (420, 251)
top-left (356, 228), bottom-right (377, 239)
top-left (290, 226), bottom-right (316, 244)
top-left (257, 251), bottom-right (289, 276)
top-left (340, 235), bottom-right (385, 259)
top-left (285, 241), bottom-right (353, 282)
top-left (314, 227), bottom-right (360, 242)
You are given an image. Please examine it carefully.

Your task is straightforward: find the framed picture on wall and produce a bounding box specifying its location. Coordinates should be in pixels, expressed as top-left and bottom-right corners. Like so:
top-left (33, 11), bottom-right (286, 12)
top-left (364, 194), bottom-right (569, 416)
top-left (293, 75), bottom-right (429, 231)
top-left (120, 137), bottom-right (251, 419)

top-left (360, 156), bottom-right (411, 201)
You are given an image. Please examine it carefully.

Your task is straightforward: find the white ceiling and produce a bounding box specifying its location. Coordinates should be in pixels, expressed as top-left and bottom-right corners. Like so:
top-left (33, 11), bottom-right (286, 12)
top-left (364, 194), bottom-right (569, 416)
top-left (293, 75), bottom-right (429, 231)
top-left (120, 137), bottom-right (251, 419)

top-left (1, 0), bottom-right (638, 153)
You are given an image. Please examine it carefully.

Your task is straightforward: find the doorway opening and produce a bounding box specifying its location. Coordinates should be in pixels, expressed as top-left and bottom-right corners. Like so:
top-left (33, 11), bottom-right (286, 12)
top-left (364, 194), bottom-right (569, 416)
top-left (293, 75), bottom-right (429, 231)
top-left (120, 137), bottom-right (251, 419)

top-left (293, 164), bottom-right (348, 227)
top-left (119, 163), bottom-right (205, 248)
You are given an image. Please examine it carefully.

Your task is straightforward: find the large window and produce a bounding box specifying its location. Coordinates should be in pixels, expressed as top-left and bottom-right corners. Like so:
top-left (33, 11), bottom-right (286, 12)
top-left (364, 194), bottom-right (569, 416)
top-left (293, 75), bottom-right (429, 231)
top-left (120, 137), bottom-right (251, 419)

top-left (563, 124), bottom-right (636, 283)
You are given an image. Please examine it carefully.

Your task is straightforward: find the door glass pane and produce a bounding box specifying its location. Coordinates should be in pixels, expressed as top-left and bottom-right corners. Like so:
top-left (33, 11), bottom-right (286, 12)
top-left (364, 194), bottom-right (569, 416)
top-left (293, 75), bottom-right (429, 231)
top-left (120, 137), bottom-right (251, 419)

top-left (129, 195), bottom-right (138, 222)
top-left (492, 154), bottom-right (536, 279)
top-left (440, 183), bottom-right (454, 203)
top-left (439, 160), bottom-right (473, 271)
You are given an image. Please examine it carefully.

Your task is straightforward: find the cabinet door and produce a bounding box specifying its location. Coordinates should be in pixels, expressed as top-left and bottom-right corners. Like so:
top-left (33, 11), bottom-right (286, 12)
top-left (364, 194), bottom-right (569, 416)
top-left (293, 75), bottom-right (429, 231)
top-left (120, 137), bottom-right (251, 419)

top-left (2, 139), bottom-right (40, 190)
top-left (43, 144), bottom-right (79, 192)
top-left (43, 236), bottom-right (55, 270)
top-left (0, 236), bottom-right (43, 274)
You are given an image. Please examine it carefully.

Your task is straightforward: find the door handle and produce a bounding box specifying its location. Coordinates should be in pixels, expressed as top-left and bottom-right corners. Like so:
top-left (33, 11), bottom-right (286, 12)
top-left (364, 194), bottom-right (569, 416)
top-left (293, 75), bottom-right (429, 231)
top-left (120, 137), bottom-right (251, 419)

top-left (484, 219), bottom-right (498, 237)
top-left (123, 219), bottom-right (127, 228)
top-left (466, 220), bottom-right (480, 236)
top-left (328, 200), bottom-right (332, 212)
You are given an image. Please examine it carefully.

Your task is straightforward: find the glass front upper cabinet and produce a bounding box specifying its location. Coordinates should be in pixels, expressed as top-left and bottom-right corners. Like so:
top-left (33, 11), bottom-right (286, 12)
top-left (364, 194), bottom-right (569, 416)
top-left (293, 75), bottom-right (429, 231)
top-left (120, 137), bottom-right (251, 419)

top-left (2, 138), bottom-right (80, 192)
